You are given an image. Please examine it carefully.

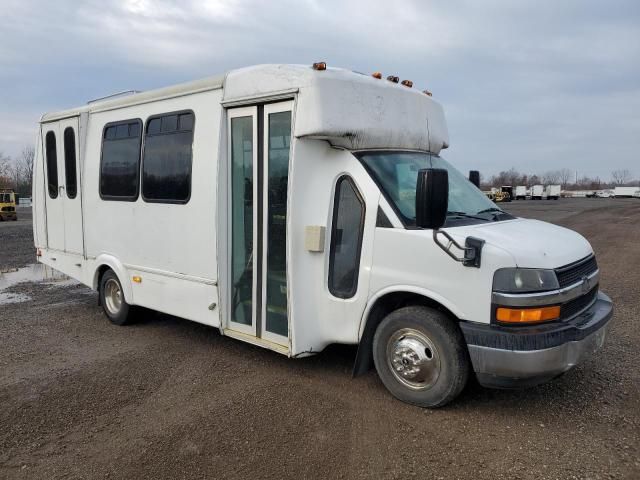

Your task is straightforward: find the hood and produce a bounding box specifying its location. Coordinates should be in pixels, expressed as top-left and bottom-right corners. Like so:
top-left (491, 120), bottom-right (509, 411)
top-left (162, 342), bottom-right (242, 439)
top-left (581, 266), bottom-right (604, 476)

top-left (447, 218), bottom-right (593, 269)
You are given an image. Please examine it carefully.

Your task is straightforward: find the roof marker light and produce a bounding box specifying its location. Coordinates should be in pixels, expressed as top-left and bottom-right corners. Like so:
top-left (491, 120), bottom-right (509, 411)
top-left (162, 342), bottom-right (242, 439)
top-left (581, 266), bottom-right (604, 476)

top-left (372, 72), bottom-right (382, 79)
top-left (401, 80), bottom-right (413, 88)
top-left (312, 62), bottom-right (327, 71)
top-left (423, 90), bottom-right (433, 96)
top-left (386, 75), bottom-right (399, 83)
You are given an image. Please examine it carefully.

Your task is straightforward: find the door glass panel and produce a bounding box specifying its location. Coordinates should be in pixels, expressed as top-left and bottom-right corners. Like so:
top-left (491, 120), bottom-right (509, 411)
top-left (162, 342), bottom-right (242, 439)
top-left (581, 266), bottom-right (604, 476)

top-left (265, 111), bottom-right (291, 336)
top-left (63, 127), bottom-right (77, 199)
top-left (45, 131), bottom-right (58, 198)
top-left (230, 117), bottom-right (254, 326)
top-left (328, 177), bottom-right (365, 298)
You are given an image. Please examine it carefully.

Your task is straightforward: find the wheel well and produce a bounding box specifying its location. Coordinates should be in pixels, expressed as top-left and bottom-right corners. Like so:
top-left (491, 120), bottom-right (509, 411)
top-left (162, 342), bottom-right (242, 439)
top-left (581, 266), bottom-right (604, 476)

top-left (94, 265), bottom-right (113, 305)
top-left (352, 291), bottom-right (459, 377)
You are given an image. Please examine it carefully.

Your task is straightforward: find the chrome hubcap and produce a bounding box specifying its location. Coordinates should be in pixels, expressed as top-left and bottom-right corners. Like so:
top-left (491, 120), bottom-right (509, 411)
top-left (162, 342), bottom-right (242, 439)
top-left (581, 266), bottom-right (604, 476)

top-left (104, 278), bottom-right (123, 315)
top-left (387, 328), bottom-right (441, 390)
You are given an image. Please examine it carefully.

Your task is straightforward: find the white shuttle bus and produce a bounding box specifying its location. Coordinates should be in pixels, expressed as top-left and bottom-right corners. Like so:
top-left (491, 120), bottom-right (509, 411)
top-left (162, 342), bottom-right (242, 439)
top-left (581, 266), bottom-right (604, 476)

top-left (33, 63), bottom-right (612, 407)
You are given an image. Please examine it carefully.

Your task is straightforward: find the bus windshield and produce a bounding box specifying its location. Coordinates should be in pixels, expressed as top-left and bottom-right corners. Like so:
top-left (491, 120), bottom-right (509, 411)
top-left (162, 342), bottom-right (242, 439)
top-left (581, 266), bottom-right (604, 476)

top-left (357, 151), bottom-right (511, 226)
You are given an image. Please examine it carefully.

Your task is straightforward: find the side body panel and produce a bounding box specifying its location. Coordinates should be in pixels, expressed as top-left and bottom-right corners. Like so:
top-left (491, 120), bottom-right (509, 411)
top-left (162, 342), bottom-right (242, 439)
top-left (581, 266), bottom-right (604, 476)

top-left (81, 89), bottom-right (223, 326)
top-left (287, 141), bottom-right (380, 355)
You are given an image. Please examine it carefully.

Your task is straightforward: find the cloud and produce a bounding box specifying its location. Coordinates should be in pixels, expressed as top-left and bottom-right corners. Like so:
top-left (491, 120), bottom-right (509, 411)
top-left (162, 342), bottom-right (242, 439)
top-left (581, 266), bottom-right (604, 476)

top-left (0, 0), bottom-right (638, 180)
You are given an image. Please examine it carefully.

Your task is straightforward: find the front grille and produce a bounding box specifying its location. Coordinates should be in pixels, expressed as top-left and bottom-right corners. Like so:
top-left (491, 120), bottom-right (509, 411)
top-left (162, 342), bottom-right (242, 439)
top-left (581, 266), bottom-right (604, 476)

top-left (1, 206), bottom-right (15, 212)
top-left (555, 255), bottom-right (598, 288)
top-left (561, 287), bottom-right (598, 319)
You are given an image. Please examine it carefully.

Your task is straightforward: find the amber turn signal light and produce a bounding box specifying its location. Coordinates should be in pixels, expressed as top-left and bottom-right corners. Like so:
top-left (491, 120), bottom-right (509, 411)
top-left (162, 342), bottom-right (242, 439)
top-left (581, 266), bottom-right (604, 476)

top-left (372, 72), bottom-right (382, 79)
top-left (496, 306), bottom-right (561, 324)
top-left (312, 62), bottom-right (327, 71)
top-left (401, 80), bottom-right (413, 88)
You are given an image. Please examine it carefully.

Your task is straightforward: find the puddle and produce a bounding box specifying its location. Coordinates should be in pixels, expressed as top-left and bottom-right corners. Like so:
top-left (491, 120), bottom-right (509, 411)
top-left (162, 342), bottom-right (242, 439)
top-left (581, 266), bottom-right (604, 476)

top-left (0, 264), bottom-right (79, 305)
top-left (0, 292), bottom-right (32, 304)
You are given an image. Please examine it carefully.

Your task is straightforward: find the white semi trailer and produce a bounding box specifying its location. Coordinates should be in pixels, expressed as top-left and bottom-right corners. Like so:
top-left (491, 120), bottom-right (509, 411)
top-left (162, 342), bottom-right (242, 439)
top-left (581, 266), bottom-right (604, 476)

top-left (32, 63), bottom-right (612, 407)
top-left (545, 185), bottom-right (561, 200)
top-left (514, 186), bottom-right (527, 200)
top-left (614, 187), bottom-right (640, 198)
top-left (531, 184), bottom-right (544, 200)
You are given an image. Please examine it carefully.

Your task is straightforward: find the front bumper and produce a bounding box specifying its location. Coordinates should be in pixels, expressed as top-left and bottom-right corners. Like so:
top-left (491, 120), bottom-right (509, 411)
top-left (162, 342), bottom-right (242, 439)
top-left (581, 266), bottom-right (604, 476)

top-left (460, 292), bottom-right (613, 388)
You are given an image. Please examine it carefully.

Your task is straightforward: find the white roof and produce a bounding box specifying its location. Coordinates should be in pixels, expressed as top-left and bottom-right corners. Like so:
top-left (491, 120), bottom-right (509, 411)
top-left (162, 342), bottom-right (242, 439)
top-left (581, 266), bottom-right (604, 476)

top-left (41, 64), bottom-right (449, 153)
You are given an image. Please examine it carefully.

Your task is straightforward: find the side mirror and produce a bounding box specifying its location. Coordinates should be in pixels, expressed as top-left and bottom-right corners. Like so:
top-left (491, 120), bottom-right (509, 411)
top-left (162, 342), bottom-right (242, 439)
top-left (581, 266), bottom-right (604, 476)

top-left (416, 168), bottom-right (448, 229)
top-left (469, 170), bottom-right (480, 188)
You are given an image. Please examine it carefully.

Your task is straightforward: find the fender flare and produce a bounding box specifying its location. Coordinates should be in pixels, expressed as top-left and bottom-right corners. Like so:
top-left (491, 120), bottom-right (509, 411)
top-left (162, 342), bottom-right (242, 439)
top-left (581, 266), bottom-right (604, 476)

top-left (92, 254), bottom-right (133, 303)
top-left (353, 285), bottom-right (464, 377)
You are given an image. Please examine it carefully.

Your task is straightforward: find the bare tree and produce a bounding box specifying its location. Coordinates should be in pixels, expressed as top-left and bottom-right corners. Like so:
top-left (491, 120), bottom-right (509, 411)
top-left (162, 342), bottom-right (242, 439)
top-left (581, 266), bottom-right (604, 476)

top-left (558, 168), bottom-right (572, 187)
top-left (19, 146), bottom-right (34, 182)
top-left (611, 169), bottom-right (632, 185)
top-left (0, 151), bottom-right (12, 188)
top-left (542, 170), bottom-right (561, 184)
top-left (10, 159), bottom-right (22, 190)
top-left (18, 145), bottom-right (35, 193)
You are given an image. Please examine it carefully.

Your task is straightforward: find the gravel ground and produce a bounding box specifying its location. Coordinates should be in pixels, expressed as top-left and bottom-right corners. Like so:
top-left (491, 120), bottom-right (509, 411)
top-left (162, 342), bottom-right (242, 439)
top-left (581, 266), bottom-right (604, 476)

top-left (0, 207), bottom-right (34, 271)
top-left (0, 198), bottom-right (638, 479)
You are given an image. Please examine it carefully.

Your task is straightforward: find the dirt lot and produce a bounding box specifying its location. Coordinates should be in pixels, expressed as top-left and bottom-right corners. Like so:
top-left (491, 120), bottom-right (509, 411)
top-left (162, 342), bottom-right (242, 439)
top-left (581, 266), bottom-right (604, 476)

top-left (1, 199), bottom-right (639, 479)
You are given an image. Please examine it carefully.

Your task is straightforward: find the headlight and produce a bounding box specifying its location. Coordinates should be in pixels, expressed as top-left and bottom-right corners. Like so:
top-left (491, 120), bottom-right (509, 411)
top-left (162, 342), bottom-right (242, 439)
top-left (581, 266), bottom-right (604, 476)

top-left (493, 268), bottom-right (559, 293)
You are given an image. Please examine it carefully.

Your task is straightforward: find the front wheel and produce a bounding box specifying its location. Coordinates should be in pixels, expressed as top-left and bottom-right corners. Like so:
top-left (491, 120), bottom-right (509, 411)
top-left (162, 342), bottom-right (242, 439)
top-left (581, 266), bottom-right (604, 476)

top-left (373, 306), bottom-right (470, 407)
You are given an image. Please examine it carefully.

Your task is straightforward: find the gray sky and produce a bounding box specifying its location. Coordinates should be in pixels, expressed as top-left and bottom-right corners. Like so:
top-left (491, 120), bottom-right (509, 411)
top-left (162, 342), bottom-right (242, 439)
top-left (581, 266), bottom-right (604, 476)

top-left (1, 0), bottom-right (639, 180)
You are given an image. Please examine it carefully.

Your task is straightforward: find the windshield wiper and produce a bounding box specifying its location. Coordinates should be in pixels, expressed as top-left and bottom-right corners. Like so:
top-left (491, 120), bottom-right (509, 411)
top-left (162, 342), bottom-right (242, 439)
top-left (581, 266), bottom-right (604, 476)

top-left (447, 211), bottom-right (489, 221)
top-left (477, 207), bottom-right (504, 214)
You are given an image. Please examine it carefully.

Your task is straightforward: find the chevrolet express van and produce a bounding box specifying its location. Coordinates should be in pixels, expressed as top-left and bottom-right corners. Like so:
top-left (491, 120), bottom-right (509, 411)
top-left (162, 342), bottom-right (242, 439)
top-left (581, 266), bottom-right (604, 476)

top-left (33, 63), bottom-right (612, 407)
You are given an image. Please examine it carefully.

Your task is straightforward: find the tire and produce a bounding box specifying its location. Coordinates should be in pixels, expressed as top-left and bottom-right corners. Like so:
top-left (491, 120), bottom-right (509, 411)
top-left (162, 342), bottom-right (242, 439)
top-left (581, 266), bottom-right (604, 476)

top-left (99, 269), bottom-right (133, 325)
top-left (373, 306), bottom-right (470, 408)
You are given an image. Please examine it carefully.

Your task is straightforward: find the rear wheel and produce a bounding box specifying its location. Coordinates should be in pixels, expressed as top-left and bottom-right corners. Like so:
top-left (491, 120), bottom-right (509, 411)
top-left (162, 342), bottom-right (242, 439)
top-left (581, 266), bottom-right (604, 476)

top-left (373, 306), bottom-right (469, 407)
top-left (99, 270), bottom-right (133, 325)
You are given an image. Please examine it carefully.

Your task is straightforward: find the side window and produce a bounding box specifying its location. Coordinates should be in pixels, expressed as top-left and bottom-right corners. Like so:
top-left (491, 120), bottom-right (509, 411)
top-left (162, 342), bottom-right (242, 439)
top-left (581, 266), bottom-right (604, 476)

top-left (63, 127), bottom-right (77, 199)
top-left (142, 111), bottom-right (194, 203)
top-left (328, 176), bottom-right (366, 298)
top-left (45, 131), bottom-right (58, 198)
top-left (100, 119), bottom-right (142, 200)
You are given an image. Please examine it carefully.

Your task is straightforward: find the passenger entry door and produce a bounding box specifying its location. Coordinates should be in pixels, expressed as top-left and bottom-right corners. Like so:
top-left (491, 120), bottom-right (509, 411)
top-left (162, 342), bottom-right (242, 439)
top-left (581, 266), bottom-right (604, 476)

top-left (41, 117), bottom-right (83, 254)
top-left (41, 122), bottom-right (65, 251)
top-left (58, 117), bottom-right (83, 255)
top-left (226, 101), bottom-right (293, 347)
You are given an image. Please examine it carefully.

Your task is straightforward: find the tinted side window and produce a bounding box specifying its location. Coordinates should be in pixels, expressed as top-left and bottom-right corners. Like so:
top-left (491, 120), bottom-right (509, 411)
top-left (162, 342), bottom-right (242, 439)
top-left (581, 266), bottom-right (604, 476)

top-left (63, 127), bottom-right (77, 199)
top-left (45, 131), bottom-right (58, 198)
top-left (328, 177), bottom-right (366, 298)
top-left (142, 112), bottom-right (194, 203)
top-left (100, 120), bottom-right (142, 200)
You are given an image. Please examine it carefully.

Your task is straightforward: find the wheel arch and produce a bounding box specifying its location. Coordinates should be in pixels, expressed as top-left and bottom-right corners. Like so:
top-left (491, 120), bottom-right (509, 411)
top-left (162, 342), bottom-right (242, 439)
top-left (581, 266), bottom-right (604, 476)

top-left (92, 254), bottom-right (133, 303)
top-left (353, 287), bottom-right (462, 377)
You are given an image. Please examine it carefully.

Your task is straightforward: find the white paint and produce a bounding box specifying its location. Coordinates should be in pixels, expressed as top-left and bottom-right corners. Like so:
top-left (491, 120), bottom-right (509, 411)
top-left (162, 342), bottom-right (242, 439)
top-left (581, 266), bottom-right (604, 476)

top-left (32, 63), bottom-right (596, 359)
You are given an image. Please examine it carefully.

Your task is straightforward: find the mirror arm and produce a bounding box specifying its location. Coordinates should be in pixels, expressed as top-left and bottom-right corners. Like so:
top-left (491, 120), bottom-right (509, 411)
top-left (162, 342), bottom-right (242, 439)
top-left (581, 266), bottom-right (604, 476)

top-left (433, 230), bottom-right (485, 268)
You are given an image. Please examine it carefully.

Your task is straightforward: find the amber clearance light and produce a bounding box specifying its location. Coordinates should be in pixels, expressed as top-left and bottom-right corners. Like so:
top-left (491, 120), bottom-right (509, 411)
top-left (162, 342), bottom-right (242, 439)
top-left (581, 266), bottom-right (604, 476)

top-left (496, 305), bottom-right (560, 324)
